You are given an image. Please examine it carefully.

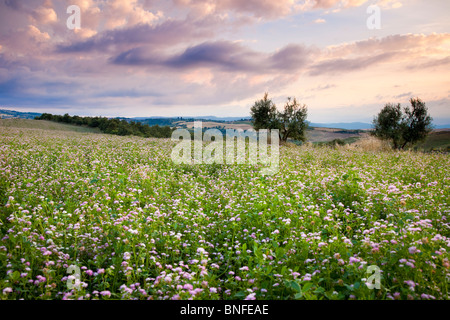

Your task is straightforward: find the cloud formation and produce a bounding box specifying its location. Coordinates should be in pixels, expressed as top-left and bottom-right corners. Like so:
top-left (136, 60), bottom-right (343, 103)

top-left (307, 0), bottom-right (401, 9)
top-left (112, 41), bottom-right (313, 74)
top-left (309, 33), bottom-right (450, 75)
top-left (172, 0), bottom-right (297, 19)
top-left (0, 0), bottom-right (448, 121)
top-left (56, 15), bottom-right (224, 54)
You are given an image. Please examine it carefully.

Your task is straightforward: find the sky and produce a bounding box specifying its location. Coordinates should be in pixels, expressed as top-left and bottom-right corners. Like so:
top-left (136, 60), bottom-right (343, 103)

top-left (0, 0), bottom-right (449, 124)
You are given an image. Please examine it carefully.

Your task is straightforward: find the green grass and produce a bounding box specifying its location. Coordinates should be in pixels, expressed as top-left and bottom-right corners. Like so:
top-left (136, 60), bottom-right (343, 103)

top-left (0, 119), bottom-right (100, 133)
top-left (414, 131), bottom-right (450, 152)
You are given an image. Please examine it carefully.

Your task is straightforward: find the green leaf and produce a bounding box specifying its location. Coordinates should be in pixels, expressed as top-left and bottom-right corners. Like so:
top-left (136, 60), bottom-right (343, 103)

top-left (289, 280), bottom-right (301, 293)
top-left (294, 292), bottom-right (303, 299)
top-left (313, 287), bottom-right (325, 294)
top-left (345, 284), bottom-right (354, 291)
top-left (302, 282), bottom-right (313, 293)
top-left (10, 271), bottom-right (20, 281)
top-left (280, 266), bottom-right (287, 275)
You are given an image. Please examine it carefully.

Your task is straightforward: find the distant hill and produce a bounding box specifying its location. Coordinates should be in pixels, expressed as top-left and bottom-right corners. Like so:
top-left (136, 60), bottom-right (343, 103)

top-left (309, 122), bottom-right (373, 130)
top-left (127, 116), bottom-right (252, 122)
top-left (185, 116), bottom-right (252, 121)
top-left (0, 109), bottom-right (42, 119)
top-left (434, 124), bottom-right (450, 129)
top-left (1, 108), bottom-right (449, 129)
top-left (309, 122), bottom-right (450, 130)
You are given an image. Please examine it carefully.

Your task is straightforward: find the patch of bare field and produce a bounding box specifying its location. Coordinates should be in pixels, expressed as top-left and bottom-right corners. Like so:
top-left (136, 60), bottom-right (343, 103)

top-left (342, 136), bottom-right (392, 152)
top-left (306, 128), bottom-right (367, 143)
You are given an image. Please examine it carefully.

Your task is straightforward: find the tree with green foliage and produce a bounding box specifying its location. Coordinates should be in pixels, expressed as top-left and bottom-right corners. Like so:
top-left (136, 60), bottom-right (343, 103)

top-left (250, 93), bottom-right (308, 143)
top-left (250, 92), bottom-right (278, 131)
top-left (372, 98), bottom-right (433, 149)
top-left (35, 113), bottom-right (174, 138)
top-left (371, 103), bottom-right (403, 149)
top-left (275, 97), bottom-right (308, 143)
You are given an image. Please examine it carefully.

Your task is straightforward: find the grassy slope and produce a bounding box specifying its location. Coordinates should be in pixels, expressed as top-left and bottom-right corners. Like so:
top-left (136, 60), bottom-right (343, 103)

top-left (0, 119), bottom-right (100, 133)
top-left (414, 130), bottom-right (450, 151)
top-left (306, 128), bottom-right (367, 143)
top-left (308, 129), bottom-right (450, 150)
top-left (4, 119), bottom-right (448, 151)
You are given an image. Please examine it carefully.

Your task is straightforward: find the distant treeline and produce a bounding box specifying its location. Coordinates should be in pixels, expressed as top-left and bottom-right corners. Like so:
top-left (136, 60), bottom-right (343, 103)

top-left (35, 113), bottom-right (174, 138)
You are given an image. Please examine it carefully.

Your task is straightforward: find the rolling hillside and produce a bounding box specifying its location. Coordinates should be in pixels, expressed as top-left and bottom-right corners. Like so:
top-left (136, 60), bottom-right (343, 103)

top-left (0, 119), bottom-right (100, 133)
top-left (414, 129), bottom-right (450, 152)
top-left (174, 120), bottom-right (368, 143)
top-left (0, 109), bottom-right (42, 119)
top-left (2, 118), bottom-right (448, 151)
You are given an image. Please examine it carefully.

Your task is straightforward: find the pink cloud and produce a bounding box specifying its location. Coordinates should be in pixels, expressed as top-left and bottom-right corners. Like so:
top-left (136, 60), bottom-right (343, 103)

top-left (172, 0), bottom-right (297, 19)
top-left (30, 5), bottom-right (58, 24)
top-left (310, 33), bottom-right (450, 75)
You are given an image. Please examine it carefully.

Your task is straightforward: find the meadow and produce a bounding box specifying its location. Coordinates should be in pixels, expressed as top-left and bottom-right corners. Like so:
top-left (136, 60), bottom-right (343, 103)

top-left (0, 122), bottom-right (449, 300)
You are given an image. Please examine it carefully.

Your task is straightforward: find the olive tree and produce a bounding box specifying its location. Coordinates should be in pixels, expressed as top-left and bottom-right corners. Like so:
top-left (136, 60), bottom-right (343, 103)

top-left (372, 98), bottom-right (433, 149)
top-left (250, 93), bottom-right (308, 143)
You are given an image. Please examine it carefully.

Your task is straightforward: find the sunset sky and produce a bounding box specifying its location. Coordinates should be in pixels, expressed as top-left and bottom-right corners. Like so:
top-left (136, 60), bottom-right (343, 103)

top-left (0, 0), bottom-right (449, 124)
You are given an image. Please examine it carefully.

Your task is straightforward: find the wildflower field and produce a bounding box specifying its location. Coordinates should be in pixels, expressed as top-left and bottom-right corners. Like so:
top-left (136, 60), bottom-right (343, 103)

top-left (0, 124), bottom-right (449, 300)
